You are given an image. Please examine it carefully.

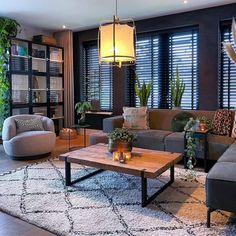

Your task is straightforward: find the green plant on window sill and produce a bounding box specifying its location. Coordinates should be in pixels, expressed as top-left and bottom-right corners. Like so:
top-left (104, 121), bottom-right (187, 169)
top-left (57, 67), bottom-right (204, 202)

top-left (75, 101), bottom-right (92, 124)
top-left (135, 73), bottom-right (152, 107)
top-left (0, 17), bottom-right (20, 135)
top-left (170, 67), bottom-right (185, 109)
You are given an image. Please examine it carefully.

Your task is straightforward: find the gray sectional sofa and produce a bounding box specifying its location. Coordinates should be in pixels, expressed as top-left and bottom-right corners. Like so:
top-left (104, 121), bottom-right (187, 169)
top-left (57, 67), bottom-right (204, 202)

top-left (206, 141), bottom-right (236, 227)
top-left (90, 109), bottom-right (235, 161)
top-left (90, 108), bottom-right (236, 227)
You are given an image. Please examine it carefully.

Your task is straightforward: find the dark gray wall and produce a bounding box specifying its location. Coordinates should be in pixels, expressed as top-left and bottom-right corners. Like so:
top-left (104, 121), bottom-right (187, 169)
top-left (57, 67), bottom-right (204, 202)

top-left (73, 3), bottom-right (236, 115)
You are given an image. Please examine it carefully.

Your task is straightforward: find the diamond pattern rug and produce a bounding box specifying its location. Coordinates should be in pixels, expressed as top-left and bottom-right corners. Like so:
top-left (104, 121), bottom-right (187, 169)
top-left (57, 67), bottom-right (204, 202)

top-left (0, 159), bottom-right (235, 236)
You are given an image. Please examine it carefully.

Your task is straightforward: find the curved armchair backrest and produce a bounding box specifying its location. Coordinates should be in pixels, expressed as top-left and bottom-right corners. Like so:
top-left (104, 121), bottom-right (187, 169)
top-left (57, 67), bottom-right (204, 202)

top-left (2, 115), bottom-right (55, 141)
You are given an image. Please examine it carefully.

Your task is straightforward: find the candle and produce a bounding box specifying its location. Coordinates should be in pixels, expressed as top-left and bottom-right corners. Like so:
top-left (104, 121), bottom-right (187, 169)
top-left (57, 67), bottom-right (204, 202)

top-left (112, 151), bottom-right (119, 161)
top-left (124, 152), bottom-right (131, 160)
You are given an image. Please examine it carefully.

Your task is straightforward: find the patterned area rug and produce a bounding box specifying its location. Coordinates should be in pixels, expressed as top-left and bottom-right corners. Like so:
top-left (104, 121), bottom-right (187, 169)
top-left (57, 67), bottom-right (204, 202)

top-left (0, 159), bottom-right (235, 236)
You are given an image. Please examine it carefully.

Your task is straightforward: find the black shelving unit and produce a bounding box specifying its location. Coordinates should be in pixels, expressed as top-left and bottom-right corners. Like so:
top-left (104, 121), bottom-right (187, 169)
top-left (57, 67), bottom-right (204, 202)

top-left (9, 38), bottom-right (64, 134)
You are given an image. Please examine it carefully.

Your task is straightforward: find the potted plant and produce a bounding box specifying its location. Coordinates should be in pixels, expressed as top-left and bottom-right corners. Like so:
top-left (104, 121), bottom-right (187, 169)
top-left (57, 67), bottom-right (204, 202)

top-left (107, 128), bottom-right (136, 153)
top-left (0, 17), bottom-right (20, 135)
top-left (135, 74), bottom-right (152, 107)
top-left (75, 101), bottom-right (92, 124)
top-left (170, 67), bottom-right (185, 109)
top-left (184, 118), bottom-right (198, 171)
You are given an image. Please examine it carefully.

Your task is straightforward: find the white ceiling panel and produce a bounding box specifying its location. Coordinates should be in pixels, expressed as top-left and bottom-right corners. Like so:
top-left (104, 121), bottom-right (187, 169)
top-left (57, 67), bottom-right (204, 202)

top-left (0, 0), bottom-right (235, 31)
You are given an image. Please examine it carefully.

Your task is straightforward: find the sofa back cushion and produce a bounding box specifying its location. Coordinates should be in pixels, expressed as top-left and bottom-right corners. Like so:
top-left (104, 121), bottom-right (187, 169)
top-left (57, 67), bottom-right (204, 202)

top-left (123, 107), bottom-right (149, 129)
top-left (231, 112), bottom-right (236, 138)
top-left (212, 109), bottom-right (233, 136)
top-left (148, 109), bottom-right (215, 131)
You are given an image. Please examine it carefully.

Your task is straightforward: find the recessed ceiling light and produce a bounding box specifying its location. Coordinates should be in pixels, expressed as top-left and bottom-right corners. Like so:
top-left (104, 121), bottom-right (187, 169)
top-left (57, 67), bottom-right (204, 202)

top-left (62, 25), bottom-right (66, 29)
top-left (183, 0), bottom-right (188, 3)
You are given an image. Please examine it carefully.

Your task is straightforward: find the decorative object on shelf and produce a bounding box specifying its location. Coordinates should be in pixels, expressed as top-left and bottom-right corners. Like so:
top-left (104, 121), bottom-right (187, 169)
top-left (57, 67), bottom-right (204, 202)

top-left (135, 74), bottom-right (152, 107)
top-left (33, 35), bottom-right (57, 46)
top-left (98, 0), bottom-right (136, 67)
top-left (75, 101), bottom-right (92, 125)
top-left (108, 128), bottom-right (136, 153)
top-left (222, 18), bottom-right (236, 64)
top-left (171, 111), bottom-right (194, 132)
top-left (170, 67), bottom-right (185, 109)
top-left (0, 17), bottom-right (20, 135)
top-left (59, 128), bottom-right (77, 140)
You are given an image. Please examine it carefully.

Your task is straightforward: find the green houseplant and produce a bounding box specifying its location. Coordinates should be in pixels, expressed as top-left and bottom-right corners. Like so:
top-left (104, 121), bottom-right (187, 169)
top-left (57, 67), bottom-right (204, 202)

top-left (0, 17), bottom-right (20, 135)
top-left (107, 128), bottom-right (136, 153)
top-left (170, 67), bottom-right (185, 109)
top-left (75, 101), bottom-right (92, 124)
top-left (135, 74), bottom-right (152, 107)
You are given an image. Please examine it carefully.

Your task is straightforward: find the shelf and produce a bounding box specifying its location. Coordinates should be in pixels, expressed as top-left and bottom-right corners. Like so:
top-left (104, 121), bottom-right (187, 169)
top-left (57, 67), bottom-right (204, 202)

top-left (32, 57), bottom-right (46, 61)
top-left (51, 116), bottom-right (64, 120)
top-left (12, 89), bottom-right (28, 91)
top-left (32, 71), bottom-right (47, 76)
top-left (11, 71), bottom-right (29, 75)
top-left (32, 89), bottom-right (47, 91)
top-left (50, 89), bottom-right (64, 91)
top-left (50, 59), bottom-right (63, 63)
top-left (11, 54), bottom-right (28, 59)
top-left (49, 73), bottom-right (63, 77)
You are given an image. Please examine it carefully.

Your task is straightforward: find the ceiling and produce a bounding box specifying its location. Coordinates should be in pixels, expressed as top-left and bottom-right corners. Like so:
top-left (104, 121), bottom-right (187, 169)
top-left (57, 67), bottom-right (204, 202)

top-left (0, 0), bottom-right (235, 32)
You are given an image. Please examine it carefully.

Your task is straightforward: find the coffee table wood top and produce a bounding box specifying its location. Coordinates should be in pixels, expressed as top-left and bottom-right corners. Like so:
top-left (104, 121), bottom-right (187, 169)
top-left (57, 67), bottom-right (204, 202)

top-left (59, 143), bottom-right (182, 178)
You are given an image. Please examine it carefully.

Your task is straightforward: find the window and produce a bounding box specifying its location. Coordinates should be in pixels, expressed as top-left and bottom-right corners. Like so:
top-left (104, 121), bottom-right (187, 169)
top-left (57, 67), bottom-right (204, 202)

top-left (135, 35), bottom-right (159, 107)
top-left (219, 25), bottom-right (236, 109)
top-left (126, 28), bottom-right (199, 109)
top-left (169, 30), bottom-right (198, 109)
top-left (82, 43), bottom-right (113, 111)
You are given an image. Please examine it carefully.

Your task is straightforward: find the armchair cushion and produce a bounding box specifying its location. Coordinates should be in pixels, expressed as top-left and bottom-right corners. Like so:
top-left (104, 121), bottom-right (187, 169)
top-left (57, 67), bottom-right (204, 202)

top-left (15, 118), bottom-right (44, 133)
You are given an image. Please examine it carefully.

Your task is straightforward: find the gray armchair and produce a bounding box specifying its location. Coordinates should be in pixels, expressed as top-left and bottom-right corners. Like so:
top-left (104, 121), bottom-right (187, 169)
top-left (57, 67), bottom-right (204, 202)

top-left (2, 115), bottom-right (56, 159)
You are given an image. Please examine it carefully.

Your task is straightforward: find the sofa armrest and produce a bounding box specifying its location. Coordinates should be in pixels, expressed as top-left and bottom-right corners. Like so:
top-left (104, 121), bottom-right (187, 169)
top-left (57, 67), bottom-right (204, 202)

top-left (41, 117), bottom-right (55, 132)
top-left (103, 116), bottom-right (124, 133)
top-left (2, 118), bottom-right (17, 141)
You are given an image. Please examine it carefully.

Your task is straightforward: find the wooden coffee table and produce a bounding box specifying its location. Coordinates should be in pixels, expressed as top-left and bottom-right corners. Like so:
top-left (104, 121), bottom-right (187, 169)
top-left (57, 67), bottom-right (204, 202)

top-left (59, 143), bottom-right (182, 207)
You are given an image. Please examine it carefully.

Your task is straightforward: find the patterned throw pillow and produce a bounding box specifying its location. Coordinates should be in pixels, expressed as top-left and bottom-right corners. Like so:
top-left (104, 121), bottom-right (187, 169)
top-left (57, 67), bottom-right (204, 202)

top-left (231, 112), bottom-right (236, 138)
top-left (15, 118), bottom-right (44, 133)
top-left (123, 107), bottom-right (149, 129)
top-left (212, 109), bottom-right (232, 136)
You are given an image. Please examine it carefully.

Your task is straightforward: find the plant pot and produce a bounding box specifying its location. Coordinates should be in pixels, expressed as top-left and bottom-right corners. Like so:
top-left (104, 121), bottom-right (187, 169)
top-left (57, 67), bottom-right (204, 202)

top-left (108, 139), bottom-right (132, 153)
top-left (172, 106), bottom-right (182, 110)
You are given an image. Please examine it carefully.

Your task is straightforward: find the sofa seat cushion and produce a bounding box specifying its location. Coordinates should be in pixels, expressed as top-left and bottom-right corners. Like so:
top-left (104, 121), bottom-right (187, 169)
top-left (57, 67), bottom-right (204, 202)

top-left (218, 141), bottom-right (236, 163)
top-left (90, 132), bottom-right (108, 145)
top-left (208, 134), bottom-right (234, 160)
top-left (165, 132), bottom-right (184, 153)
top-left (206, 162), bottom-right (236, 212)
top-left (3, 131), bottom-right (56, 157)
top-left (131, 130), bottom-right (172, 151)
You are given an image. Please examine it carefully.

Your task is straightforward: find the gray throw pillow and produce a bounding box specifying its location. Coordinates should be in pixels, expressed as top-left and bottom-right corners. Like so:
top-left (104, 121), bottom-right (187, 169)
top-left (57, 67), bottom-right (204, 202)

top-left (15, 118), bottom-right (44, 133)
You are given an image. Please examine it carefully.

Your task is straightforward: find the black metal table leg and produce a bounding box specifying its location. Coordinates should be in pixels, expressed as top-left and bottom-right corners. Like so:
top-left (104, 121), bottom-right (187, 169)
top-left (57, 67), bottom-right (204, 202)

top-left (141, 166), bottom-right (175, 207)
top-left (204, 134), bottom-right (208, 172)
top-left (84, 128), bottom-right (86, 147)
top-left (141, 171), bottom-right (147, 207)
top-left (184, 132), bottom-right (187, 168)
top-left (65, 157), bottom-right (71, 186)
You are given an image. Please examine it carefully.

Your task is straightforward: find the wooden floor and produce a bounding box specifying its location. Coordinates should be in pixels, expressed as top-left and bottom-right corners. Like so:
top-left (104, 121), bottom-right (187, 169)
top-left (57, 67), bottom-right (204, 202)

top-left (0, 130), bottom-right (99, 236)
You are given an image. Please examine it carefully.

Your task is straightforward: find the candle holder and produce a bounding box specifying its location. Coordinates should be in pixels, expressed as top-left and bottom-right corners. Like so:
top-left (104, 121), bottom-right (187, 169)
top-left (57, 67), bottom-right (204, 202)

top-left (119, 152), bottom-right (126, 164)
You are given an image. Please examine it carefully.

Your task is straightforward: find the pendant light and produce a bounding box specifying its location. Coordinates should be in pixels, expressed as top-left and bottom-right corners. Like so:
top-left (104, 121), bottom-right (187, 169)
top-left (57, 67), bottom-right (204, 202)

top-left (98, 0), bottom-right (136, 67)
